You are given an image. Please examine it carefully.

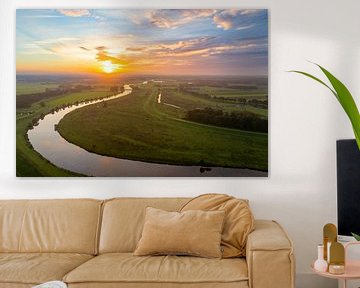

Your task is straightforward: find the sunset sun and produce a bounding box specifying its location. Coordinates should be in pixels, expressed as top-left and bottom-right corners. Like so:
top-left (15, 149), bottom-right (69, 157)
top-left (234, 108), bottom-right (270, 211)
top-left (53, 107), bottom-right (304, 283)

top-left (101, 61), bottom-right (120, 74)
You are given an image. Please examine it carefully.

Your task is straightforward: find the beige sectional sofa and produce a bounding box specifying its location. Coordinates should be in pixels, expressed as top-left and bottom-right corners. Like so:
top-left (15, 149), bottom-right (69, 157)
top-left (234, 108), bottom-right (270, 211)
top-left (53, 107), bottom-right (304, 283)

top-left (0, 198), bottom-right (295, 288)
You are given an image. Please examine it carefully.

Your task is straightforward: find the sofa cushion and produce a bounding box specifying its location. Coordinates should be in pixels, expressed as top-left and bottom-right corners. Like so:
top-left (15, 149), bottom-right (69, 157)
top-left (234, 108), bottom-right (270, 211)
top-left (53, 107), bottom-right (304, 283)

top-left (0, 199), bottom-right (102, 254)
top-left (0, 284), bottom-right (33, 288)
top-left (134, 207), bottom-right (225, 258)
top-left (99, 198), bottom-right (190, 253)
top-left (64, 253), bottom-right (248, 284)
top-left (181, 194), bottom-right (254, 258)
top-left (0, 253), bottom-right (93, 285)
top-left (67, 282), bottom-right (249, 288)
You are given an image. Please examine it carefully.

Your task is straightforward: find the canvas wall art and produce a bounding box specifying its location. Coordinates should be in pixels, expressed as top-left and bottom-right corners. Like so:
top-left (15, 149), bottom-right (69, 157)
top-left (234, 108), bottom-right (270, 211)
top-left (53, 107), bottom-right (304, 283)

top-left (16, 9), bottom-right (268, 177)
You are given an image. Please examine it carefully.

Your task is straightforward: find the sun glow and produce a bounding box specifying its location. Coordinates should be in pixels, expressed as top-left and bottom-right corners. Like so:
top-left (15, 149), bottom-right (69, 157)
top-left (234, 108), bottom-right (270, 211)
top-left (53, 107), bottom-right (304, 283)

top-left (101, 61), bottom-right (121, 73)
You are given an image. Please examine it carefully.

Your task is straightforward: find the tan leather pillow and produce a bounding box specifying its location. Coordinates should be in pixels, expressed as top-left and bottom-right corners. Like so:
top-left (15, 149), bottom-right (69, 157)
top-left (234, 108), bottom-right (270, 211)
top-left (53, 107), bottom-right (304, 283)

top-left (134, 207), bottom-right (225, 258)
top-left (181, 194), bottom-right (254, 258)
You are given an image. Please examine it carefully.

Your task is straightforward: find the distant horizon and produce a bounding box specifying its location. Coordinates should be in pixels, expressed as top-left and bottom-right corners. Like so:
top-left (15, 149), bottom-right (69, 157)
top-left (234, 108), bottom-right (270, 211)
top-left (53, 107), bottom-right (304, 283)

top-left (17, 9), bottom-right (268, 76)
top-left (16, 72), bottom-right (268, 77)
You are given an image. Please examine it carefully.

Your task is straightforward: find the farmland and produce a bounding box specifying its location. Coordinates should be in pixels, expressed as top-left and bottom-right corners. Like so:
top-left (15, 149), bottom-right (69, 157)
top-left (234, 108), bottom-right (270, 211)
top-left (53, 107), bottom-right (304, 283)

top-left (57, 77), bottom-right (268, 171)
top-left (16, 82), bottom-right (59, 95)
top-left (16, 75), bottom-right (123, 176)
top-left (16, 75), bottom-right (268, 176)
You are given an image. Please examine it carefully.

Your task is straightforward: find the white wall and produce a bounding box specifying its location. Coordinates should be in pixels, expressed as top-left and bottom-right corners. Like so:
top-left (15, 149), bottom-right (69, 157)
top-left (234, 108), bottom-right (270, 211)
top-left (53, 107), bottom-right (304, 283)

top-left (1, 0), bottom-right (360, 287)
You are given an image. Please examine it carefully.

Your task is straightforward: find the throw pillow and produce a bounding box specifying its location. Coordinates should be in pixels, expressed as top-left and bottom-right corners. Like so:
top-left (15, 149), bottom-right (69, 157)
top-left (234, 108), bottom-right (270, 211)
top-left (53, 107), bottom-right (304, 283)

top-left (181, 193), bottom-right (254, 258)
top-left (134, 207), bottom-right (225, 258)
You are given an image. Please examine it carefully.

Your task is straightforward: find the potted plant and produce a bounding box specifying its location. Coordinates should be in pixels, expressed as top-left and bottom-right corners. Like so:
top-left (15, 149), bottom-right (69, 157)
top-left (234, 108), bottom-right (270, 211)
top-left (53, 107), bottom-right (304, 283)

top-left (291, 63), bottom-right (360, 240)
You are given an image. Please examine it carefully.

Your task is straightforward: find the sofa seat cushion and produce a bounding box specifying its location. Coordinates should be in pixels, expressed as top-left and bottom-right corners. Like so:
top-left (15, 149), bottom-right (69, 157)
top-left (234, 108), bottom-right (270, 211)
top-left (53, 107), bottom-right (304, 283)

top-left (0, 284), bottom-right (33, 288)
top-left (0, 253), bottom-right (93, 285)
top-left (64, 253), bottom-right (248, 285)
top-left (67, 283), bottom-right (249, 288)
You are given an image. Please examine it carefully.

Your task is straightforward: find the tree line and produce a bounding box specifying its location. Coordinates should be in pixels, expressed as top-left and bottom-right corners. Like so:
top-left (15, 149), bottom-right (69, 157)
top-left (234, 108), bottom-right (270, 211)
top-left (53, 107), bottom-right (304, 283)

top-left (178, 85), bottom-right (267, 109)
top-left (185, 107), bottom-right (268, 133)
top-left (17, 85), bottom-right (123, 109)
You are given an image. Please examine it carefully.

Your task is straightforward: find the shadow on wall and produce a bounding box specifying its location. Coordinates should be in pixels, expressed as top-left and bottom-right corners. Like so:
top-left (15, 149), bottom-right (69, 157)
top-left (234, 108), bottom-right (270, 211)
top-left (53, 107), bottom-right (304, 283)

top-left (274, 1), bottom-right (360, 288)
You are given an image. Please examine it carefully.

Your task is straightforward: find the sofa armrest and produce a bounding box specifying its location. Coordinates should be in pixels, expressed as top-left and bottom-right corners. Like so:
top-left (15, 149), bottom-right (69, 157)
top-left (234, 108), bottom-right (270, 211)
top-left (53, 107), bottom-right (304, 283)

top-left (246, 220), bottom-right (295, 288)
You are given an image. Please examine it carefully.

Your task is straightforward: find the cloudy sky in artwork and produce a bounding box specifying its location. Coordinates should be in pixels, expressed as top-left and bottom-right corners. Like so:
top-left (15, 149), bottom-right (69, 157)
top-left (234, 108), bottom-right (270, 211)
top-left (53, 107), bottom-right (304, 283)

top-left (16, 9), bottom-right (268, 75)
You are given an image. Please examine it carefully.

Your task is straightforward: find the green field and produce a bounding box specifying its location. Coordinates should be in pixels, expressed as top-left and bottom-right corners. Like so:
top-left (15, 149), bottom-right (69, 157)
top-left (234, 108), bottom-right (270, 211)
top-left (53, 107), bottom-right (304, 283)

top-left (57, 83), bottom-right (268, 170)
top-left (198, 86), bottom-right (268, 99)
top-left (160, 87), bottom-right (268, 117)
top-left (16, 86), bottom-right (113, 176)
top-left (49, 91), bottom-right (113, 107)
top-left (16, 82), bottom-right (59, 96)
top-left (16, 78), bottom-right (268, 176)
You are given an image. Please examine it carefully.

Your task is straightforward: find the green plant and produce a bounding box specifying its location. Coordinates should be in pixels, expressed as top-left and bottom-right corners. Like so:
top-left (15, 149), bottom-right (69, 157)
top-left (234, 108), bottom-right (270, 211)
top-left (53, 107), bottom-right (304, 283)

top-left (352, 232), bottom-right (360, 241)
top-left (290, 63), bottom-right (360, 150)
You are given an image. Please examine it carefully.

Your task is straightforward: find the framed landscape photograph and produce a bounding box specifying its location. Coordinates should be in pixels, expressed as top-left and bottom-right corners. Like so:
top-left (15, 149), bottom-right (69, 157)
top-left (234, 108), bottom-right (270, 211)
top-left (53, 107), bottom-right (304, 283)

top-left (16, 9), bottom-right (269, 177)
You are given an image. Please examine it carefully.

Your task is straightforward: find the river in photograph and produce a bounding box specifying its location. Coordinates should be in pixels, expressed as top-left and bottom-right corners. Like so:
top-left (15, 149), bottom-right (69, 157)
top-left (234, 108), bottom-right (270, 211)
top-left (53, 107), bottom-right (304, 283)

top-left (27, 85), bottom-right (267, 177)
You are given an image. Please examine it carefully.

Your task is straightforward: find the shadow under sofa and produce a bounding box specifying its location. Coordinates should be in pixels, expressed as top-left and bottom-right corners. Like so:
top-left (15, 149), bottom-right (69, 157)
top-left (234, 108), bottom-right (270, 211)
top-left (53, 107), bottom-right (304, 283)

top-left (0, 198), bottom-right (295, 288)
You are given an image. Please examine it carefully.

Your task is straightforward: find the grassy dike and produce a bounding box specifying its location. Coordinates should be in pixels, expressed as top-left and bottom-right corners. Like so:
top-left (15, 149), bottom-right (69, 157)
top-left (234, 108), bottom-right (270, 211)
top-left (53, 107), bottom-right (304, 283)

top-left (57, 85), bottom-right (268, 171)
top-left (16, 90), bottom-right (113, 176)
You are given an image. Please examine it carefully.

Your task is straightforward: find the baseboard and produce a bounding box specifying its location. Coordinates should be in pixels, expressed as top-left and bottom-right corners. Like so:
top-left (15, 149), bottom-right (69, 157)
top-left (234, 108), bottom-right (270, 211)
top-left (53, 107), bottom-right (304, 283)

top-left (296, 273), bottom-right (337, 288)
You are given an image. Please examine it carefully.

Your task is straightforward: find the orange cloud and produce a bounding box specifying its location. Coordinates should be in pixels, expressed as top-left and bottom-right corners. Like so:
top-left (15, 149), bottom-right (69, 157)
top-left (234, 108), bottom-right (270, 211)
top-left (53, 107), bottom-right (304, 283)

top-left (95, 46), bottom-right (107, 51)
top-left (57, 9), bottom-right (91, 17)
top-left (125, 36), bottom-right (214, 55)
top-left (96, 50), bottom-right (132, 67)
top-left (213, 14), bottom-right (233, 30)
top-left (79, 46), bottom-right (90, 51)
top-left (213, 10), bottom-right (261, 30)
top-left (126, 47), bottom-right (147, 52)
top-left (240, 9), bottom-right (260, 15)
top-left (147, 9), bottom-right (215, 29)
top-left (90, 36), bottom-right (261, 74)
top-left (159, 45), bottom-right (240, 58)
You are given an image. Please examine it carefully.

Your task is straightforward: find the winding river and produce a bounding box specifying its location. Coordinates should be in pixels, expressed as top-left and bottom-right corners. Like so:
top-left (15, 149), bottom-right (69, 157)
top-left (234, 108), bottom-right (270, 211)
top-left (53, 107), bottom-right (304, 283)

top-left (27, 85), bottom-right (267, 177)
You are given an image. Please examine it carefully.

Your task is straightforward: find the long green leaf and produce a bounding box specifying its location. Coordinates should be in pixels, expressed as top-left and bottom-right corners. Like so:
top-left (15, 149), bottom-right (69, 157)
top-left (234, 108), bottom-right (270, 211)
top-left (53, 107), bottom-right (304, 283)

top-left (351, 232), bottom-right (360, 241)
top-left (289, 70), bottom-right (337, 99)
top-left (290, 64), bottom-right (360, 150)
top-left (316, 64), bottom-right (360, 150)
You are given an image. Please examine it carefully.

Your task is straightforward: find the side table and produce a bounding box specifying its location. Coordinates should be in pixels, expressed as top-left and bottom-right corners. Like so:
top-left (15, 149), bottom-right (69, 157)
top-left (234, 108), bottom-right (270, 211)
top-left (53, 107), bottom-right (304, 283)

top-left (311, 242), bottom-right (360, 288)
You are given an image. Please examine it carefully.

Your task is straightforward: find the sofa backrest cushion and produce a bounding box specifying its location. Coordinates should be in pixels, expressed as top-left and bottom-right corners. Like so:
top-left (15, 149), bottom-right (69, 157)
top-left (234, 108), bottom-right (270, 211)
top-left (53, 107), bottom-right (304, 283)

top-left (99, 198), bottom-right (189, 253)
top-left (0, 199), bottom-right (102, 254)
